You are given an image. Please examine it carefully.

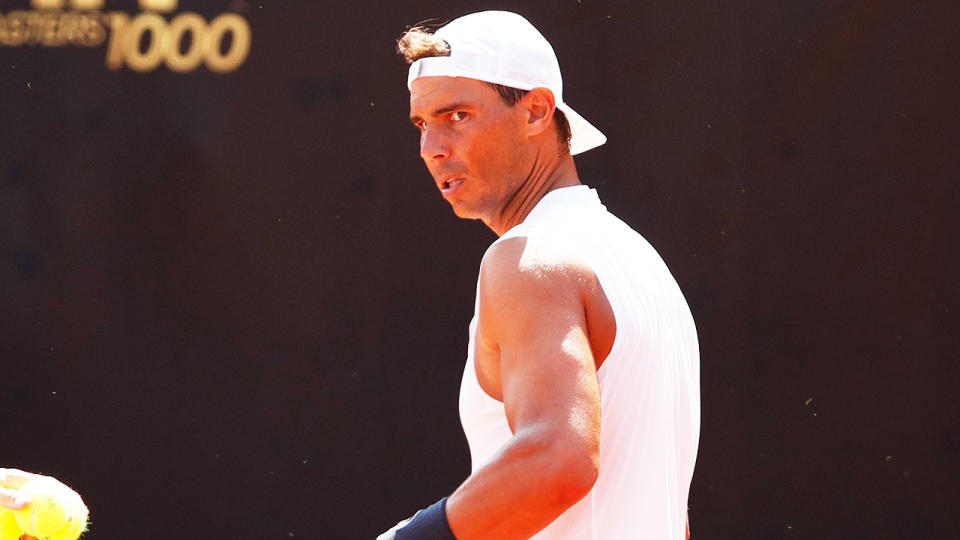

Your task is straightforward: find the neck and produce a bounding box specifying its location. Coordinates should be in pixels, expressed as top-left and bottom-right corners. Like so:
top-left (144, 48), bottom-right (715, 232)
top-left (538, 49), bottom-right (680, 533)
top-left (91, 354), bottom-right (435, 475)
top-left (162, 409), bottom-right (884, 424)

top-left (486, 151), bottom-right (580, 236)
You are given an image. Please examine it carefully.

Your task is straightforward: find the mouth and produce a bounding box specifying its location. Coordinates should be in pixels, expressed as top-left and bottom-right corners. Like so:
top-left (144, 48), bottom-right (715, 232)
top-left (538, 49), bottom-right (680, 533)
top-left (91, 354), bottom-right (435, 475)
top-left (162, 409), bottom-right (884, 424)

top-left (440, 176), bottom-right (465, 193)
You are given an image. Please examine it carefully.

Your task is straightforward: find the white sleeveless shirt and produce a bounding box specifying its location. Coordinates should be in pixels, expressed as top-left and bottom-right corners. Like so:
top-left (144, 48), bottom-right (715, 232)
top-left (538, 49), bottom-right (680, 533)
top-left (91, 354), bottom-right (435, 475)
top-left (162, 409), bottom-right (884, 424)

top-left (459, 185), bottom-right (700, 539)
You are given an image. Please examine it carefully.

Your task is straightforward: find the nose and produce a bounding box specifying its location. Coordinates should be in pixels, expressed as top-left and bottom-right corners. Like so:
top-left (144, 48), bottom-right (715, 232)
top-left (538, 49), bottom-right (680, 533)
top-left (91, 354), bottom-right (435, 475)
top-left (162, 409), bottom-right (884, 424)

top-left (419, 128), bottom-right (450, 162)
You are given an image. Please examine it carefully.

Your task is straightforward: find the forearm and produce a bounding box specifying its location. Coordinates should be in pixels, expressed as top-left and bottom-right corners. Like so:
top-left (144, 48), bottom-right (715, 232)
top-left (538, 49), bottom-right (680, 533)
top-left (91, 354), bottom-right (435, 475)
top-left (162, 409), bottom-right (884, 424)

top-left (445, 430), bottom-right (597, 540)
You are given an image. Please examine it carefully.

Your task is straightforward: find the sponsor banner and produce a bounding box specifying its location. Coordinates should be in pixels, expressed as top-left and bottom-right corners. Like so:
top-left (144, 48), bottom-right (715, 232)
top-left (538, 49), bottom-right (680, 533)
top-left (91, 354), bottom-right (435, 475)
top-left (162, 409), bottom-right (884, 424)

top-left (0, 0), bottom-right (251, 73)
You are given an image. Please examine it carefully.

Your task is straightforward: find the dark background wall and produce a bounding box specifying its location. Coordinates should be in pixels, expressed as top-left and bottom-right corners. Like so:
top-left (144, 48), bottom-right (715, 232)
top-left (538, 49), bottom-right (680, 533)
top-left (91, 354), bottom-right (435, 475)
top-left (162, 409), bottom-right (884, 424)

top-left (1, 1), bottom-right (957, 538)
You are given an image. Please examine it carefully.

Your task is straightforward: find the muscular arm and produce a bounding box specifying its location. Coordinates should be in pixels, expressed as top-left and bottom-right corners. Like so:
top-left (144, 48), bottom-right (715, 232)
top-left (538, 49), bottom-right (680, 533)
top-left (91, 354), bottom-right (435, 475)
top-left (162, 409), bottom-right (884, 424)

top-left (445, 237), bottom-right (602, 540)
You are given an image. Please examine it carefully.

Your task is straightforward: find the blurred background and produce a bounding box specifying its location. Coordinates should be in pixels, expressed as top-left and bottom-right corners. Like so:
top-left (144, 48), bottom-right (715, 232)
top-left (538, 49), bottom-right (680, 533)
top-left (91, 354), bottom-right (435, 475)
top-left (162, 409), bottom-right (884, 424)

top-left (1, 0), bottom-right (957, 538)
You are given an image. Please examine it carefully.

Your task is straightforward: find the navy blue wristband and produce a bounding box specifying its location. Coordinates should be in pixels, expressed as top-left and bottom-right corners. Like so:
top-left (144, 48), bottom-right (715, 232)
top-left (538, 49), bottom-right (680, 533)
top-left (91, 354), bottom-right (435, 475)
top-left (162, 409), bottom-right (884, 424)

top-left (392, 497), bottom-right (456, 540)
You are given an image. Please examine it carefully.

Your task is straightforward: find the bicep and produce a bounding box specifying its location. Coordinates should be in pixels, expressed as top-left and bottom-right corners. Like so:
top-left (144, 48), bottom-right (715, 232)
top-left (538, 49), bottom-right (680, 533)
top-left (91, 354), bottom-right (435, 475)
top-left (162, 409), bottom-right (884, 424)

top-left (478, 241), bottom-right (601, 441)
top-left (499, 316), bottom-right (599, 439)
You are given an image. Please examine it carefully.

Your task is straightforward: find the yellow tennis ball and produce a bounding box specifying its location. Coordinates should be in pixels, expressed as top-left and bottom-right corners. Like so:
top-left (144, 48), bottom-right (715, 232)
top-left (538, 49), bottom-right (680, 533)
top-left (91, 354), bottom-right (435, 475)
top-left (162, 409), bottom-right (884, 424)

top-left (48, 490), bottom-right (89, 540)
top-left (0, 510), bottom-right (24, 540)
top-left (50, 519), bottom-right (87, 540)
top-left (13, 481), bottom-right (71, 537)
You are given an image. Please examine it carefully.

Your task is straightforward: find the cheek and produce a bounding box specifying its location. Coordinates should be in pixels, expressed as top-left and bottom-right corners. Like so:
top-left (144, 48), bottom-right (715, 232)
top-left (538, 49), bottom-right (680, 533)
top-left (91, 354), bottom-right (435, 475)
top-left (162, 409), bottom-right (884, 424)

top-left (469, 123), bottom-right (523, 172)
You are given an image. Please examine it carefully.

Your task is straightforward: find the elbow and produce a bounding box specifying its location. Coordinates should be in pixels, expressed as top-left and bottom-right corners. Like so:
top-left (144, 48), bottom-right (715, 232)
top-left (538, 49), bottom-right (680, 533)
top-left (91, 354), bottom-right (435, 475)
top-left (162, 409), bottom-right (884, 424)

top-left (557, 453), bottom-right (599, 504)
top-left (511, 425), bottom-right (600, 509)
top-left (547, 442), bottom-right (599, 506)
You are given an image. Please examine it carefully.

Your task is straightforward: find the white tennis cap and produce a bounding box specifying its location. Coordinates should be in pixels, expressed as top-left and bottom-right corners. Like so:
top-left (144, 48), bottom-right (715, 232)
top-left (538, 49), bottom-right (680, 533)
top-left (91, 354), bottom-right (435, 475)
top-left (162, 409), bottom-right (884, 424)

top-left (407, 11), bottom-right (607, 155)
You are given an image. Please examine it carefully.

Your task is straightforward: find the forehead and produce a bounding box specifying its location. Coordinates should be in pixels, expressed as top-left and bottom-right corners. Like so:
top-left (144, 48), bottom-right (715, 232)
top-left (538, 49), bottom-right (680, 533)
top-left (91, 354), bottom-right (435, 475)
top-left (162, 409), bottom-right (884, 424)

top-left (409, 76), bottom-right (499, 112)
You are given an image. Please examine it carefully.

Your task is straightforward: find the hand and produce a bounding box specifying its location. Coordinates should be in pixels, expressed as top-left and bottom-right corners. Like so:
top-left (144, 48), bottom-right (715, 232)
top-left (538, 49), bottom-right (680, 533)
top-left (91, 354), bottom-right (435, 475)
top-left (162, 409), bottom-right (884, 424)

top-left (1, 468), bottom-right (79, 540)
top-left (0, 468), bottom-right (42, 511)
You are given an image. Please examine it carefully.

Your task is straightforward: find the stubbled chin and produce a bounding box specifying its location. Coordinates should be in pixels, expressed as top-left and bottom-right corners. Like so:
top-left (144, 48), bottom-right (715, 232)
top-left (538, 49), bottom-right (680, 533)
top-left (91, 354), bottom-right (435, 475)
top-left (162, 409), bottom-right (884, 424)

top-left (448, 199), bottom-right (482, 220)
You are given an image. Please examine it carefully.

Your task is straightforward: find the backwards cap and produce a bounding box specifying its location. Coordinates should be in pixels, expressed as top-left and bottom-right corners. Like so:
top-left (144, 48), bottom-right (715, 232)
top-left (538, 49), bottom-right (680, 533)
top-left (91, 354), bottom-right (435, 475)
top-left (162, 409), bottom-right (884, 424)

top-left (407, 11), bottom-right (606, 155)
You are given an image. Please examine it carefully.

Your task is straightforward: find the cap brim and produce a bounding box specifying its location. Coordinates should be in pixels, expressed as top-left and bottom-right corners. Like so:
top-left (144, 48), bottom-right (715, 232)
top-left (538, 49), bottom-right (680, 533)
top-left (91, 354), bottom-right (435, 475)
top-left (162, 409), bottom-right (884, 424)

top-left (558, 102), bottom-right (606, 155)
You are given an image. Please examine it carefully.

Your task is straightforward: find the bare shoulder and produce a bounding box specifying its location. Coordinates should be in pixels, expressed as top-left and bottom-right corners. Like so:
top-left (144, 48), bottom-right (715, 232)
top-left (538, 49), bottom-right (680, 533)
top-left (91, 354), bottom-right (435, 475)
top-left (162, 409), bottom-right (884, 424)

top-left (478, 235), bottom-right (616, 369)
top-left (479, 235), bottom-right (596, 292)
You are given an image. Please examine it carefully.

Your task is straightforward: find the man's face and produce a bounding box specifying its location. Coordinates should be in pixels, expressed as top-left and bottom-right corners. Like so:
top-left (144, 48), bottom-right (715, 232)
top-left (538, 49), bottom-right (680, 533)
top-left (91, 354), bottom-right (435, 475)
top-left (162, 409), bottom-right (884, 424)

top-left (409, 76), bottom-right (531, 223)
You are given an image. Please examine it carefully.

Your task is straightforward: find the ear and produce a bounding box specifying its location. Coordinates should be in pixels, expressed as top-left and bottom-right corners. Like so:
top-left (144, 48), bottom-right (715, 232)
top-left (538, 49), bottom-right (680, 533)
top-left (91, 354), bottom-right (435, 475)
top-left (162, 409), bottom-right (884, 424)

top-left (521, 87), bottom-right (557, 138)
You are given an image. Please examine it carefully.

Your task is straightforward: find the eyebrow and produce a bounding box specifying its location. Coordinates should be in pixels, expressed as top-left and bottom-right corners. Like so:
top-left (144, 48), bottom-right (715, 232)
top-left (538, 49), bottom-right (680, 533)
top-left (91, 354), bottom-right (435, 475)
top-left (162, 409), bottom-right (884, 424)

top-left (409, 102), bottom-right (470, 125)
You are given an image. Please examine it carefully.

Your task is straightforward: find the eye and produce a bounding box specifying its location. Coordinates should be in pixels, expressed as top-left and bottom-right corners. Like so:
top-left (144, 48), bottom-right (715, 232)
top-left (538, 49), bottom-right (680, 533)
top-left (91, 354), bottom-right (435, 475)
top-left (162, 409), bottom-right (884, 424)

top-left (450, 111), bottom-right (468, 122)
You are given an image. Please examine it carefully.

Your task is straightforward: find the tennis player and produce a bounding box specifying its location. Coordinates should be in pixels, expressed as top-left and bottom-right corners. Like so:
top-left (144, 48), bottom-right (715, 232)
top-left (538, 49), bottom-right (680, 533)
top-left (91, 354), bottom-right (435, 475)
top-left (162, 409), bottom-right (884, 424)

top-left (380, 10), bottom-right (700, 540)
